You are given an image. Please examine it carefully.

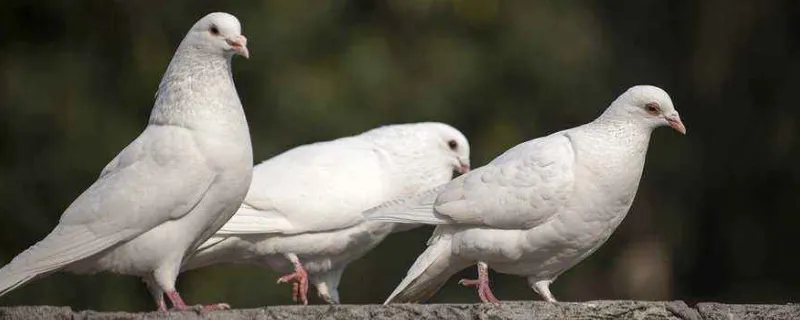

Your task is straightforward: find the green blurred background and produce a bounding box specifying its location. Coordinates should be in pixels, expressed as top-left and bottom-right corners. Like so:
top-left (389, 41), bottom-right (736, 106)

top-left (1, 0), bottom-right (799, 311)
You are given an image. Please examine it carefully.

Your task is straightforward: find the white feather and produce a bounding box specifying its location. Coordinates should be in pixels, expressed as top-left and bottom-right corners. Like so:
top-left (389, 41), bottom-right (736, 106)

top-left (384, 85), bottom-right (685, 303)
top-left (0, 13), bottom-right (253, 310)
top-left (187, 122), bottom-right (471, 304)
top-left (364, 185), bottom-right (450, 224)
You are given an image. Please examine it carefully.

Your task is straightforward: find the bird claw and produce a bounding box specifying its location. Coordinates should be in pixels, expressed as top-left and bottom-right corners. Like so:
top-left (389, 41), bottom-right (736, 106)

top-left (459, 277), bottom-right (500, 304)
top-left (166, 303), bottom-right (229, 312)
top-left (458, 278), bottom-right (481, 286)
top-left (201, 303), bottom-right (231, 311)
top-left (163, 290), bottom-right (230, 312)
top-left (319, 293), bottom-right (336, 305)
top-left (460, 263), bottom-right (501, 305)
top-left (155, 301), bottom-right (168, 312)
top-left (277, 266), bottom-right (309, 305)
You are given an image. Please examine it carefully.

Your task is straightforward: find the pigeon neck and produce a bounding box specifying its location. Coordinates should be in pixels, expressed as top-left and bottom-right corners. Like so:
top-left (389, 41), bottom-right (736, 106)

top-left (591, 111), bottom-right (655, 140)
top-left (580, 114), bottom-right (654, 169)
top-left (149, 45), bottom-right (241, 129)
top-left (562, 115), bottom-right (654, 225)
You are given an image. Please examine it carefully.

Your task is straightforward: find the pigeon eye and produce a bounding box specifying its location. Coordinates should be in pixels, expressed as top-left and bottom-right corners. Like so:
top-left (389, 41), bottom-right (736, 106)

top-left (209, 25), bottom-right (220, 36)
top-left (644, 102), bottom-right (660, 115)
top-left (447, 140), bottom-right (458, 151)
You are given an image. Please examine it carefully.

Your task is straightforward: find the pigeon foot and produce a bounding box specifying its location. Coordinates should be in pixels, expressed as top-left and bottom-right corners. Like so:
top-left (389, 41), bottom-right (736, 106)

top-left (277, 257), bottom-right (310, 305)
top-left (458, 261), bottom-right (500, 304)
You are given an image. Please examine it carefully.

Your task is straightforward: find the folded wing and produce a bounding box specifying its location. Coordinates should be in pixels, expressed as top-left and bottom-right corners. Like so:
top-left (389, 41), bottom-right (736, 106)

top-left (368, 132), bottom-right (576, 230)
top-left (0, 126), bottom-right (216, 296)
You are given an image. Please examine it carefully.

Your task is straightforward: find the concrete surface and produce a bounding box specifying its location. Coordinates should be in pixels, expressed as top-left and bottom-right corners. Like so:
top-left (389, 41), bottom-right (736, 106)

top-left (0, 301), bottom-right (798, 319)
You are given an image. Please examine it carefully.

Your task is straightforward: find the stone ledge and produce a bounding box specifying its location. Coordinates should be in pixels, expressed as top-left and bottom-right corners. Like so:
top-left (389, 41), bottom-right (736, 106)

top-left (0, 301), bottom-right (797, 320)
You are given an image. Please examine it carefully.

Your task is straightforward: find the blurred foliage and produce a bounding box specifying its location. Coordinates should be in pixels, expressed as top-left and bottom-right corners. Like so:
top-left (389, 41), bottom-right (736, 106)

top-left (0, 0), bottom-right (799, 311)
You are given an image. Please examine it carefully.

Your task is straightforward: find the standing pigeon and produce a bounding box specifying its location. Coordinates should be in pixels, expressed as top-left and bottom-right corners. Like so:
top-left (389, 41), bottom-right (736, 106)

top-left (368, 85), bottom-right (686, 304)
top-left (0, 12), bottom-right (252, 311)
top-left (184, 123), bottom-right (470, 305)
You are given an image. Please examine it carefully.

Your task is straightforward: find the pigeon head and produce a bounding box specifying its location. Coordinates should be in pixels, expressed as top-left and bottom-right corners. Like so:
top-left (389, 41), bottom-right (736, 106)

top-left (185, 12), bottom-right (249, 59)
top-left (428, 123), bottom-right (471, 175)
top-left (606, 85), bottom-right (686, 134)
top-left (364, 123), bottom-right (471, 178)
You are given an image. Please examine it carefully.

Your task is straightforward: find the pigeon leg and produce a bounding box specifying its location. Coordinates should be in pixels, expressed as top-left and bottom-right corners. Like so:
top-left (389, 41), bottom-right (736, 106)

top-left (144, 278), bottom-right (167, 311)
top-left (458, 261), bottom-right (500, 304)
top-left (156, 266), bottom-right (230, 311)
top-left (166, 291), bottom-right (188, 311)
top-left (531, 279), bottom-right (558, 302)
top-left (313, 267), bottom-right (344, 304)
top-left (154, 296), bottom-right (167, 312)
top-left (277, 253), bottom-right (309, 305)
top-left (315, 281), bottom-right (337, 304)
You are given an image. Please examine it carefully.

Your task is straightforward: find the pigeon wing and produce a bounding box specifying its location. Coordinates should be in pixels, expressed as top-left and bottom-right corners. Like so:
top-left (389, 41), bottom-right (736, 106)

top-left (434, 132), bottom-right (576, 229)
top-left (0, 126), bottom-right (216, 296)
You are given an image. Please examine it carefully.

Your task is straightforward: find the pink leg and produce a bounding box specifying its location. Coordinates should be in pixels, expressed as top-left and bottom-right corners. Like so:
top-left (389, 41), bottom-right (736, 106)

top-left (458, 262), bottom-right (500, 304)
top-left (276, 253), bottom-right (309, 305)
top-left (167, 291), bottom-right (188, 311)
top-left (166, 290), bottom-right (231, 311)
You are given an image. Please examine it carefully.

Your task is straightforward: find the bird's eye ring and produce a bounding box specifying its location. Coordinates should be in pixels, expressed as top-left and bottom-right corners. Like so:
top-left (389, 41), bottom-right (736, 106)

top-left (644, 102), bottom-right (660, 115)
top-left (447, 140), bottom-right (458, 150)
top-left (209, 25), bottom-right (220, 36)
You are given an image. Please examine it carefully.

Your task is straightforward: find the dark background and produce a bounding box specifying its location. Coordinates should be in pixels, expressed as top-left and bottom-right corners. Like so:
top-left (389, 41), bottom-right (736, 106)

top-left (1, 0), bottom-right (798, 311)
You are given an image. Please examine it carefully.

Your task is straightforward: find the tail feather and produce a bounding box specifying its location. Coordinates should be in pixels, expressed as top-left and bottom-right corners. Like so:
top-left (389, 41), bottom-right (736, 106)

top-left (182, 235), bottom-right (237, 272)
top-left (365, 185), bottom-right (450, 225)
top-left (194, 235), bottom-right (228, 253)
top-left (215, 205), bottom-right (294, 235)
top-left (384, 229), bottom-right (468, 304)
top-left (0, 225), bottom-right (128, 297)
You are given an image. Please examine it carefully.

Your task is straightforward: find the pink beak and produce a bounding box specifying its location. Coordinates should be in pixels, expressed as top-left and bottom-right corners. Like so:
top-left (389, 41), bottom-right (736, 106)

top-left (458, 163), bottom-right (471, 174)
top-left (226, 35), bottom-right (249, 59)
top-left (666, 114), bottom-right (686, 135)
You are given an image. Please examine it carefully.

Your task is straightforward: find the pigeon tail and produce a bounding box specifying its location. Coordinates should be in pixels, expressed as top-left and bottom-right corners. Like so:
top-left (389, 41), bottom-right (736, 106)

top-left (365, 185), bottom-right (450, 225)
top-left (384, 229), bottom-right (469, 304)
top-left (0, 267), bottom-right (36, 298)
top-left (0, 225), bottom-right (129, 297)
top-left (182, 235), bottom-right (241, 272)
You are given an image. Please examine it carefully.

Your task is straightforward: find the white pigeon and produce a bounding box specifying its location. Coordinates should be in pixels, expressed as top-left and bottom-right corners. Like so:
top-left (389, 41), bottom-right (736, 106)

top-left (0, 12), bottom-right (252, 311)
top-left (367, 85), bottom-right (686, 304)
top-left (183, 122), bottom-right (470, 305)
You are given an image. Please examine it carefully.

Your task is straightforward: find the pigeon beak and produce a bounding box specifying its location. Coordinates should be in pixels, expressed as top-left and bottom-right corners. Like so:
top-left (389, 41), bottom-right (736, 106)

top-left (666, 113), bottom-right (686, 135)
top-left (226, 35), bottom-right (249, 59)
top-left (452, 161), bottom-right (470, 178)
top-left (457, 161), bottom-right (471, 174)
